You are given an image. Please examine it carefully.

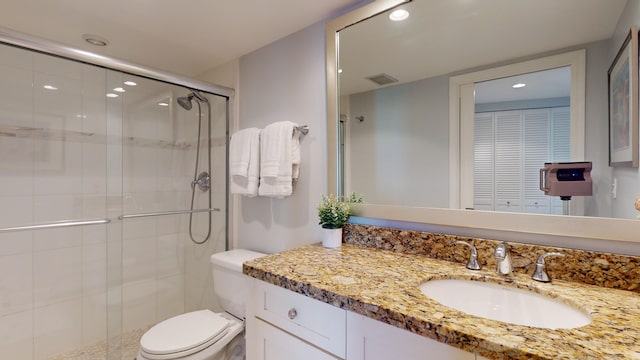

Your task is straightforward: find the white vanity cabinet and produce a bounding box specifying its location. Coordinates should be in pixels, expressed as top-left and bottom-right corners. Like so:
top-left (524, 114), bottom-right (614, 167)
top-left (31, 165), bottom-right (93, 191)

top-left (247, 279), bottom-right (485, 360)
top-left (346, 312), bottom-right (475, 360)
top-left (251, 319), bottom-right (341, 360)
top-left (246, 279), bottom-right (346, 360)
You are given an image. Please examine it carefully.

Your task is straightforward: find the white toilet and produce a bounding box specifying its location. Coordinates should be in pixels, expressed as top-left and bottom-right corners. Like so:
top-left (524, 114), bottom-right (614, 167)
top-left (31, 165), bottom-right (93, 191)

top-left (137, 249), bottom-right (265, 360)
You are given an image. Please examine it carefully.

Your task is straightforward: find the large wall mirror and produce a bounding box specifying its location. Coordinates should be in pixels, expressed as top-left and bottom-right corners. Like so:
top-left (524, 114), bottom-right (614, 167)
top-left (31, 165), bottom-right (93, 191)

top-left (326, 0), bottom-right (640, 243)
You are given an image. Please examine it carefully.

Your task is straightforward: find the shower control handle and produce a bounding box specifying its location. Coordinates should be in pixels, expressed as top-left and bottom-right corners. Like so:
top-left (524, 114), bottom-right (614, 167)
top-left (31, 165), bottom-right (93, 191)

top-left (191, 171), bottom-right (210, 192)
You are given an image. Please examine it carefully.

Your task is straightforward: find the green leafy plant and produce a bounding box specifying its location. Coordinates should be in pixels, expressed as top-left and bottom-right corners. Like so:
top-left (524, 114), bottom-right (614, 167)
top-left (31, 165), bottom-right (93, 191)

top-left (317, 193), bottom-right (363, 229)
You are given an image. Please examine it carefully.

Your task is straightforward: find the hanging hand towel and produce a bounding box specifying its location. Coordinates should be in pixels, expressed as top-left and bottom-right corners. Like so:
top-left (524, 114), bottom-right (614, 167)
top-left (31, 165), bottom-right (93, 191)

top-left (229, 127), bottom-right (261, 196)
top-left (258, 121), bottom-right (300, 197)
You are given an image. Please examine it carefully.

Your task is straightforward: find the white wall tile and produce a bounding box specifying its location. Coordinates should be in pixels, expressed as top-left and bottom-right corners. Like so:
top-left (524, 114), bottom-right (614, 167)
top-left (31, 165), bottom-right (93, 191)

top-left (157, 275), bottom-right (184, 323)
top-left (34, 53), bottom-right (82, 80)
top-left (0, 138), bottom-right (34, 196)
top-left (34, 299), bottom-right (82, 359)
top-left (0, 310), bottom-right (33, 360)
top-left (82, 242), bottom-right (107, 296)
top-left (0, 196), bottom-right (33, 228)
top-left (122, 280), bottom-right (156, 332)
top-left (122, 192), bottom-right (157, 216)
top-left (34, 142), bottom-right (83, 195)
top-left (34, 247), bottom-right (82, 307)
top-left (122, 217), bottom-right (157, 240)
top-left (34, 194), bottom-right (82, 222)
top-left (157, 234), bottom-right (183, 278)
top-left (82, 292), bottom-right (107, 346)
top-left (0, 232), bottom-right (33, 256)
top-left (82, 143), bottom-right (107, 196)
top-left (0, 45), bottom-right (33, 70)
top-left (0, 253), bottom-right (33, 316)
top-left (156, 209), bottom-right (186, 236)
top-left (81, 65), bottom-right (107, 136)
top-left (0, 66), bottom-right (34, 126)
top-left (81, 223), bottom-right (107, 245)
top-left (123, 236), bottom-right (157, 284)
top-left (123, 146), bottom-right (158, 193)
top-left (82, 194), bottom-right (107, 220)
top-left (33, 227), bottom-right (82, 252)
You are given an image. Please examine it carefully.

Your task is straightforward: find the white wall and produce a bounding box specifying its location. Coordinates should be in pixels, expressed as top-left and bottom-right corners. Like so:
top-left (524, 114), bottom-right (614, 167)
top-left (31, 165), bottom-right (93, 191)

top-left (348, 75), bottom-right (450, 207)
top-left (235, 22), bottom-right (329, 253)
top-left (583, 40), bottom-right (612, 217)
top-left (609, 0), bottom-right (640, 219)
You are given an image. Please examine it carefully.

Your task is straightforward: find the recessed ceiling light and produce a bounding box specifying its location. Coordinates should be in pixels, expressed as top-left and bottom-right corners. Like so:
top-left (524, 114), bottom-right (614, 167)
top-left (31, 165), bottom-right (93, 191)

top-left (338, 68), bottom-right (343, 74)
top-left (124, 81), bottom-right (137, 86)
top-left (83, 34), bottom-right (109, 47)
top-left (158, 102), bottom-right (169, 107)
top-left (106, 93), bottom-right (119, 98)
top-left (389, 9), bottom-right (409, 21)
top-left (512, 83), bottom-right (526, 88)
top-left (113, 87), bottom-right (126, 93)
top-left (43, 85), bottom-right (57, 90)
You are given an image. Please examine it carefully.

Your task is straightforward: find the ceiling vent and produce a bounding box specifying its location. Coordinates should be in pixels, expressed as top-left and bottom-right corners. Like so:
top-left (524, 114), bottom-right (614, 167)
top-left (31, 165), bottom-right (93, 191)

top-left (365, 73), bottom-right (398, 86)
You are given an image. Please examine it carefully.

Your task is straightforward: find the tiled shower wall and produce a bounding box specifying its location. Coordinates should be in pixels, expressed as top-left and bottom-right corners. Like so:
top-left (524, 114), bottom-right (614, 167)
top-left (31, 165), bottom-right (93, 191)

top-left (0, 44), bottom-right (227, 359)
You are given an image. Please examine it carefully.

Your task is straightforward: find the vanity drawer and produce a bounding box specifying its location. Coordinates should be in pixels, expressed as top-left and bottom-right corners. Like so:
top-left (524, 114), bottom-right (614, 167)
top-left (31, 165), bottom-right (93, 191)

top-left (252, 280), bottom-right (346, 358)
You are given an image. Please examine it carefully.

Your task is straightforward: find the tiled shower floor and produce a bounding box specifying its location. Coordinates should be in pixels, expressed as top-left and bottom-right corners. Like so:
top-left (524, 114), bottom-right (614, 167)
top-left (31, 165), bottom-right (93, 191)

top-left (49, 326), bottom-right (151, 360)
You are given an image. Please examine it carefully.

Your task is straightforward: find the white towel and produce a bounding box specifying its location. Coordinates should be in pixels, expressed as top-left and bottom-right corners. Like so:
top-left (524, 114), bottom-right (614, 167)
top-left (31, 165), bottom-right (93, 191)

top-left (258, 121), bottom-right (300, 197)
top-left (229, 127), bottom-right (261, 196)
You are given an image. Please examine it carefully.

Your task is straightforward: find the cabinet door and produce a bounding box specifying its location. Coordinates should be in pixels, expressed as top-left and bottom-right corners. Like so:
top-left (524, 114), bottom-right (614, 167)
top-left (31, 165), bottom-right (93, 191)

top-left (252, 318), bottom-right (341, 360)
top-left (251, 280), bottom-right (346, 357)
top-left (346, 312), bottom-right (474, 360)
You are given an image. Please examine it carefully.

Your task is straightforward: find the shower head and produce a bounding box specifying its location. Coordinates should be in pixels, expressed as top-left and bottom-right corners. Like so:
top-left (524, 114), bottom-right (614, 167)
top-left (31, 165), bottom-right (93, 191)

top-left (177, 90), bottom-right (208, 111)
top-left (177, 96), bottom-right (193, 110)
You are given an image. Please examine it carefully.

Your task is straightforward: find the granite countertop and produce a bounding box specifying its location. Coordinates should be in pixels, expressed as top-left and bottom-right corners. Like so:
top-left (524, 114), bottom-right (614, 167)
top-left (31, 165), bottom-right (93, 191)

top-left (243, 243), bottom-right (640, 360)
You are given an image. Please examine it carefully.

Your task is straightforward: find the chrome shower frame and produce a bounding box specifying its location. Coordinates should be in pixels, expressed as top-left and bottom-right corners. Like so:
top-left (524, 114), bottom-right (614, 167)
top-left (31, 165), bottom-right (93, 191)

top-left (0, 26), bottom-right (232, 252)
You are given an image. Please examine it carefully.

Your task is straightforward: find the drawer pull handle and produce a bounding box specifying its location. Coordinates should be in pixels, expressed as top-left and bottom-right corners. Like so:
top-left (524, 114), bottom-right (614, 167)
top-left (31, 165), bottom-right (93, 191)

top-left (288, 308), bottom-right (298, 319)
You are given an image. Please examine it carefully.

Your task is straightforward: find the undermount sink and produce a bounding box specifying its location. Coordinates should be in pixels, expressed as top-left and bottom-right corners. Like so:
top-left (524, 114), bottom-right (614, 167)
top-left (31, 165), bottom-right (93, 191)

top-left (419, 279), bottom-right (591, 329)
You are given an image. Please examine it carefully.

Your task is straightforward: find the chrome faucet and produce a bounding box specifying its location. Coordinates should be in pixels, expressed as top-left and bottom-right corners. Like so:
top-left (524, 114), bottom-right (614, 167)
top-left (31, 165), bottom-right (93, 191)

top-left (532, 252), bottom-right (565, 282)
top-left (450, 240), bottom-right (481, 270)
top-left (494, 242), bottom-right (512, 275)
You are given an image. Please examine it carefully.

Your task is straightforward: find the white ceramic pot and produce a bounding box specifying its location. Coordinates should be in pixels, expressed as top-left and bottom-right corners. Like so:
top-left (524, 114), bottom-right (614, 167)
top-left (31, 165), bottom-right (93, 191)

top-left (321, 227), bottom-right (343, 248)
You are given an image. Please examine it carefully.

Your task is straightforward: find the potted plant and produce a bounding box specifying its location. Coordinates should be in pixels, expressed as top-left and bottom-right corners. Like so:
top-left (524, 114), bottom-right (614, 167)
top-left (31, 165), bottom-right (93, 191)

top-left (317, 193), bottom-right (363, 248)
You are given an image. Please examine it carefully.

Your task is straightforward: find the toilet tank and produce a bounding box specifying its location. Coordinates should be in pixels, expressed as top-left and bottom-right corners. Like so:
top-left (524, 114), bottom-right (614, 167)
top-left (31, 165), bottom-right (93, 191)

top-left (210, 249), bottom-right (265, 319)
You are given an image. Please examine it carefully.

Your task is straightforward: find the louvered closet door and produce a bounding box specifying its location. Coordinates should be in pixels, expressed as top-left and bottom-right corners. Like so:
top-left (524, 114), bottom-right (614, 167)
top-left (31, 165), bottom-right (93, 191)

top-left (550, 107), bottom-right (571, 214)
top-left (473, 112), bottom-right (495, 211)
top-left (494, 111), bottom-right (522, 212)
top-left (523, 109), bottom-right (551, 214)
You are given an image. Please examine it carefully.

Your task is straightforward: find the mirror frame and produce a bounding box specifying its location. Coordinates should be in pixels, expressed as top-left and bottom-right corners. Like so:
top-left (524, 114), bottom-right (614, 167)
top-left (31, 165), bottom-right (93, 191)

top-left (326, 0), bottom-right (640, 244)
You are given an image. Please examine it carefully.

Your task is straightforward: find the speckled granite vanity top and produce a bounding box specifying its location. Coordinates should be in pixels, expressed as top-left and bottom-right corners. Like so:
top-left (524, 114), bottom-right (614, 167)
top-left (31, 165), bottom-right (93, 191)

top-left (243, 243), bottom-right (640, 360)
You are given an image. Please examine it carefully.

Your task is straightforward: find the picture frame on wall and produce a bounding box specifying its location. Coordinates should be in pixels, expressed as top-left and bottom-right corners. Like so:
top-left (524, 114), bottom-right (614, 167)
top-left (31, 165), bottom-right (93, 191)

top-left (608, 26), bottom-right (639, 167)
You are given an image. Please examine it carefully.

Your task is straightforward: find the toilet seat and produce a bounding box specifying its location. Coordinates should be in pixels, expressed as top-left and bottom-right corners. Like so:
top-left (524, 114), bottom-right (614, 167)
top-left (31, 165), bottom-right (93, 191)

top-left (140, 310), bottom-right (230, 360)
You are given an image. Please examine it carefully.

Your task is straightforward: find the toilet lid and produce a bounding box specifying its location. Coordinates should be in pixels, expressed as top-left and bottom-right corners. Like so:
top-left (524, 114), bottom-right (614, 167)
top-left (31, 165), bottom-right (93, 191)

top-left (140, 310), bottom-right (230, 358)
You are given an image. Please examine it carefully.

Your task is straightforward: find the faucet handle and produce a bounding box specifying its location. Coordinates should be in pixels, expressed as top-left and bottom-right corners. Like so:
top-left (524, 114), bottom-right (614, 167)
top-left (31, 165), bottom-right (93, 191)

top-left (450, 240), bottom-right (481, 270)
top-left (494, 241), bottom-right (512, 275)
top-left (532, 252), bottom-right (565, 282)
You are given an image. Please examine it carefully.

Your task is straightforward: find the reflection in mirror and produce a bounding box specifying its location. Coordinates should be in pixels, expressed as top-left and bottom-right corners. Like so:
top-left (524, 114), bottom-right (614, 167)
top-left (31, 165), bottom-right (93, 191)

top-left (335, 0), bottom-right (640, 219)
top-left (472, 68), bottom-right (571, 216)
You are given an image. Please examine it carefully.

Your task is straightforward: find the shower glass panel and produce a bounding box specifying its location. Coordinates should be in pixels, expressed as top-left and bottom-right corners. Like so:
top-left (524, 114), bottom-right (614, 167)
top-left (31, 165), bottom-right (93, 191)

top-left (0, 41), bottom-right (229, 360)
